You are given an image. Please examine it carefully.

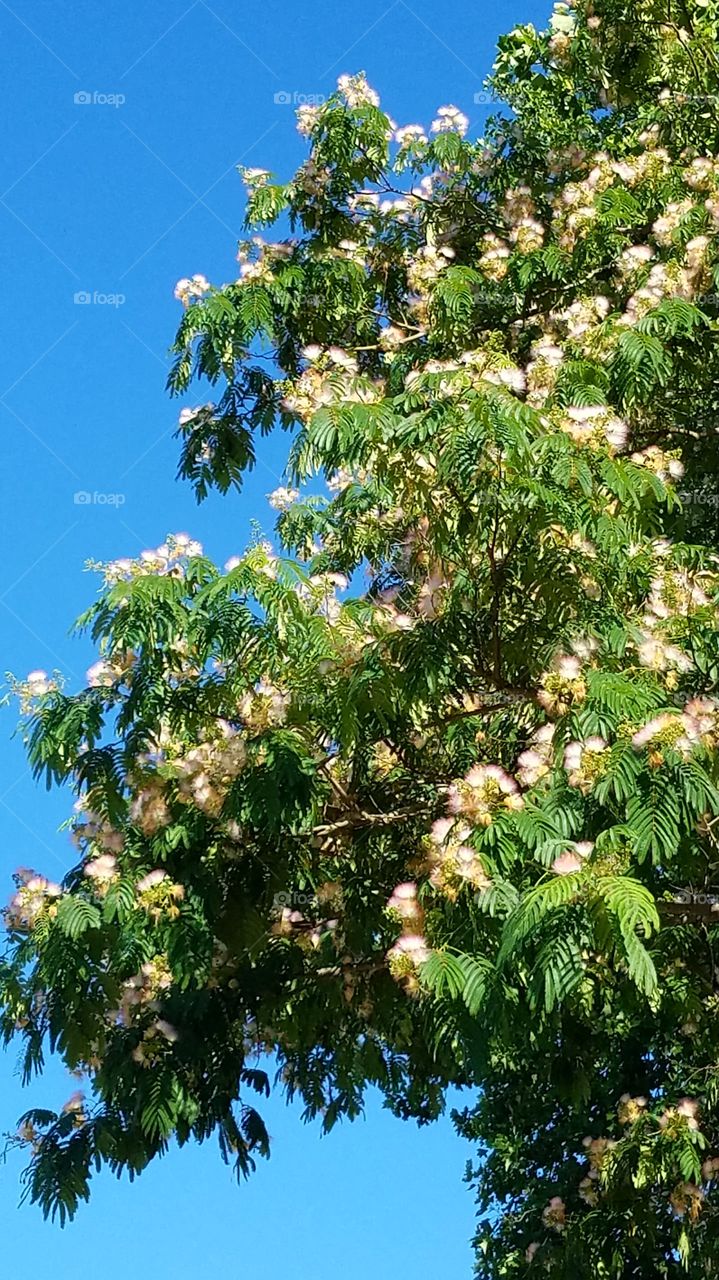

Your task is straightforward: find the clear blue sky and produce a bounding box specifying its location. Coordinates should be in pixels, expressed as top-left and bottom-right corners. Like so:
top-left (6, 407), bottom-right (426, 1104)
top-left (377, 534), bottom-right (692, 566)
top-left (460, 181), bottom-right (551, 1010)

top-left (0, 1), bottom-right (544, 1274)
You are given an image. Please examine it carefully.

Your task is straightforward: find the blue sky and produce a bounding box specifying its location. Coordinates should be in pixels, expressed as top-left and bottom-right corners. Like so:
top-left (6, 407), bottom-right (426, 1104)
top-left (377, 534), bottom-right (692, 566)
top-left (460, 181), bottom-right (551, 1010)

top-left (0, 1), bottom-right (544, 1273)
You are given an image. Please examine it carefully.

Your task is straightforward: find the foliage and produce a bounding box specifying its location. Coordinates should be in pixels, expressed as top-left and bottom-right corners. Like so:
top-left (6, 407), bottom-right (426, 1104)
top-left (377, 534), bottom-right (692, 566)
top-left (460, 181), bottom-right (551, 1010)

top-left (5, 7), bottom-right (719, 1273)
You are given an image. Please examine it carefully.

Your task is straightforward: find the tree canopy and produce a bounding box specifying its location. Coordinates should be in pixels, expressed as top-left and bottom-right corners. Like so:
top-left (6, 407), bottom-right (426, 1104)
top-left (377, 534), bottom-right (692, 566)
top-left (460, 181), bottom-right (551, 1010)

top-left (5, 0), bottom-right (719, 1272)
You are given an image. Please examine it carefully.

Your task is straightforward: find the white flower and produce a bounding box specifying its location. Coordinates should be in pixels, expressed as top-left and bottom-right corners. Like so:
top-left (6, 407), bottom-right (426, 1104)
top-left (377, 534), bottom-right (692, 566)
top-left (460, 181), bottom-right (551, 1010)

top-left (240, 167), bottom-right (271, 186)
top-left (178, 405), bottom-right (211, 428)
top-left (430, 105), bottom-right (469, 136)
top-left (136, 870), bottom-right (167, 894)
top-left (301, 344), bottom-right (323, 362)
top-left (555, 653), bottom-right (582, 679)
top-left (551, 850), bottom-right (584, 875)
top-left (296, 104), bottom-right (321, 136)
top-left (86, 660), bottom-right (115, 688)
top-left (174, 274), bottom-right (210, 306)
top-left (268, 485), bottom-right (300, 511)
top-left (336, 73), bottom-right (380, 108)
top-left (84, 853), bottom-right (118, 883)
top-left (394, 124), bottom-right (428, 146)
top-left (154, 1018), bottom-right (179, 1043)
top-left (25, 670), bottom-right (52, 695)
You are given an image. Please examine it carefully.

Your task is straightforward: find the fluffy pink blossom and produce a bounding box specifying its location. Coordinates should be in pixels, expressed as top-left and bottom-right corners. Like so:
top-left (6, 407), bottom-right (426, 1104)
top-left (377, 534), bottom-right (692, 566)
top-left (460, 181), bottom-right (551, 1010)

top-left (83, 853), bottom-right (118, 883)
top-left (136, 870), bottom-right (167, 894)
top-left (387, 882), bottom-right (421, 920)
top-left (551, 850), bottom-right (584, 876)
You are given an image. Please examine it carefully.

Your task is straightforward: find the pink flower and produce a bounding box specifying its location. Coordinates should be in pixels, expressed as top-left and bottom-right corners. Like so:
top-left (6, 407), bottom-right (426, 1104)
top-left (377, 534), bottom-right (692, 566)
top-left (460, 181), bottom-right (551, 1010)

top-left (632, 713), bottom-right (678, 750)
top-left (555, 654), bottom-right (581, 679)
top-left (387, 933), bottom-right (430, 967)
top-left (83, 853), bottom-right (118, 883)
top-left (154, 1019), bottom-right (179, 1043)
top-left (387, 883), bottom-right (421, 919)
top-left (551, 851), bottom-right (584, 876)
top-left (573, 841), bottom-right (595, 858)
top-left (677, 1097), bottom-right (700, 1128)
top-left (396, 934), bottom-right (429, 961)
top-left (136, 870), bottom-right (167, 894)
top-left (430, 817), bottom-right (455, 845)
top-left (542, 1196), bottom-right (567, 1231)
top-left (62, 1091), bottom-right (85, 1113)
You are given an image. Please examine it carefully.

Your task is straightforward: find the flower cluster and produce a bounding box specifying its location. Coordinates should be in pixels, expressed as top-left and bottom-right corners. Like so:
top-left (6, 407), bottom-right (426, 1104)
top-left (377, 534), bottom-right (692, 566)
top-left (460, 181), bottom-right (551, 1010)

top-left (5, 869), bottom-right (62, 931)
top-left (83, 853), bottom-right (120, 894)
top-left (394, 123), bottom-right (427, 150)
top-left (618, 1093), bottom-right (648, 1125)
top-left (583, 1132), bottom-right (613, 1161)
top-left (526, 339), bottom-right (564, 404)
top-left (541, 1195), bottom-right (567, 1231)
top-left (564, 736), bottom-right (610, 793)
top-left (13, 669), bottom-right (59, 712)
top-left (516, 723), bottom-right (556, 788)
top-left (337, 72), bottom-right (380, 109)
top-left (558, 404), bottom-right (628, 453)
top-left (236, 236), bottom-right (278, 284)
top-left (407, 243), bottom-right (455, 295)
top-left (386, 882), bottom-right (430, 980)
top-left (172, 723), bottom-right (247, 816)
top-left (61, 1091), bottom-right (86, 1127)
top-left (659, 1097), bottom-right (700, 1133)
top-left (100, 533), bottom-right (203, 585)
top-left (651, 198), bottom-right (693, 246)
top-left (670, 1182), bottom-right (705, 1222)
top-left (387, 881), bottom-right (424, 926)
top-left (296, 103), bottom-right (322, 136)
top-left (631, 703), bottom-right (719, 759)
top-left (129, 777), bottom-right (172, 836)
top-left (114, 955), bottom-right (173, 1026)
top-left (551, 841), bottom-right (593, 876)
top-left (225, 540), bottom-right (278, 579)
top-left (635, 632), bottom-right (693, 675)
top-left (425, 817), bottom-right (492, 899)
top-left (174, 274), bottom-right (210, 306)
top-left (448, 763), bottom-right (523, 826)
top-left (72, 803), bottom-right (125, 852)
top-left (296, 571), bottom-right (349, 625)
top-left (478, 232), bottom-right (511, 282)
top-left (280, 356), bottom-right (377, 422)
top-left (178, 403), bottom-right (215, 430)
top-left (268, 485), bottom-right (300, 511)
top-left (238, 167), bottom-right (272, 189)
top-left (504, 186), bottom-right (545, 253)
top-left (132, 1018), bottom-right (179, 1066)
top-left (537, 654), bottom-right (587, 716)
top-left (135, 870), bottom-right (185, 922)
top-left (629, 445), bottom-right (684, 485)
top-left (430, 105), bottom-right (469, 136)
top-left (238, 680), bottom-right (290, 731)
top-left (645, 566), bottom-right (712, 622)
